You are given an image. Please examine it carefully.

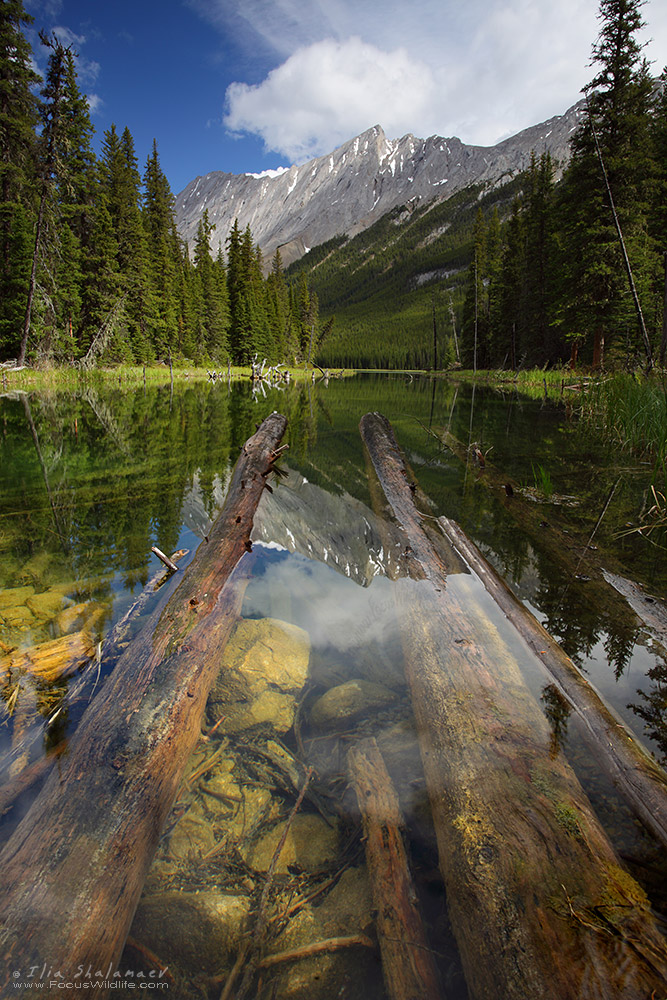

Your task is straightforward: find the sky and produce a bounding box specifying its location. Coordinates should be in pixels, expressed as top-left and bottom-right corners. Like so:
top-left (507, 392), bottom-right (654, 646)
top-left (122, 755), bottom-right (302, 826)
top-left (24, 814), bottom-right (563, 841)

top-left (23, 0), bottom-right (667, 196)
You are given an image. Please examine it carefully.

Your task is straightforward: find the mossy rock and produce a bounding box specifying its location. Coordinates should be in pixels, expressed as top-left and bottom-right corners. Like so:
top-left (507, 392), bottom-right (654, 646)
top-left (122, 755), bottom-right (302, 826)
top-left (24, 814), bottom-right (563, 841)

top-left (26, 589), bottom-right (71, 622)
top-left (0, 586), bottom-right (35, 611)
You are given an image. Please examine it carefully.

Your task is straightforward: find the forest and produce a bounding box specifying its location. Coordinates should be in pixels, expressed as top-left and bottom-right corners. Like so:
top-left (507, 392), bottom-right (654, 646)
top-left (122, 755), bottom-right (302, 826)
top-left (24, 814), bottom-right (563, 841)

top-left (2, 0), bottom-right (666, 373)
top-left (0, 1), bottom-right (331, 369)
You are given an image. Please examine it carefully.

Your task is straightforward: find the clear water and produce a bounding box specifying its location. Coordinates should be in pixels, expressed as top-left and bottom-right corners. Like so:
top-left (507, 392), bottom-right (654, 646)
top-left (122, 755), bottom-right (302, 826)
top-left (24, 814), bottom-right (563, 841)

top-left (1, 374), bottom-right (666, 998)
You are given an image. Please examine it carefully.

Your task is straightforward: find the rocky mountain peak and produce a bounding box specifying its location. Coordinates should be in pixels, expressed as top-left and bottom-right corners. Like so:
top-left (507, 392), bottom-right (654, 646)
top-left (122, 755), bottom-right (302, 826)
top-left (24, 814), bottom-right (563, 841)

top-left (174, 101), bottom-right (584, 268)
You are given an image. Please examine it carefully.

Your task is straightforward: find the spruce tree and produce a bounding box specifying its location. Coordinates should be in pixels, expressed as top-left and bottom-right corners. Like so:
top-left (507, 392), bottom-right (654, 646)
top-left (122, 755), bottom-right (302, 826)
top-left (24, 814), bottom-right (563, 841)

top-left (557, 0), bottom-right (653, 367)
top-left (18, 32), bottom-right (70, 365)
top-left (142, 139), bottom-right (182, 359)
top-left (0, 0), bottom-right (39, 359)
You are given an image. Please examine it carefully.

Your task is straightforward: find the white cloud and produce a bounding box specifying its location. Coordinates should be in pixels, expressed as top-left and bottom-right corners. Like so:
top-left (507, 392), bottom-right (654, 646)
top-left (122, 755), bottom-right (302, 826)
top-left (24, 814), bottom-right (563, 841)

top-left (214, 0), bottom-right (667, 161)
top-left (225, 37), bottom-right (438, 161)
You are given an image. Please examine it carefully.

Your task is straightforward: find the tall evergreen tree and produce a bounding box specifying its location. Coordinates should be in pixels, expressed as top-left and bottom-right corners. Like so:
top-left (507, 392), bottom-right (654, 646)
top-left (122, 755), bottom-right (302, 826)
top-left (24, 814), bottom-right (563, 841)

top-left (18, 32), bottom-right (70, 365)
top-left (142, 139), bottom-right (182, 358)
top-left (100, 125), bottom-right (155, 361)
top-left (0, 0), bottom-right (39, 359)
top-left (557, 0), bottom-right (653, 367)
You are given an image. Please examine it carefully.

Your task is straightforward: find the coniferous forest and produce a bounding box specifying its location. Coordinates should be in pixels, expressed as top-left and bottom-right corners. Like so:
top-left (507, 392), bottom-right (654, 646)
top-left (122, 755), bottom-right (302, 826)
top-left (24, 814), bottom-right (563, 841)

top-left (2, 0), bottom-right (666, 372)
top-left (0, 2), bottom-right (329, 368)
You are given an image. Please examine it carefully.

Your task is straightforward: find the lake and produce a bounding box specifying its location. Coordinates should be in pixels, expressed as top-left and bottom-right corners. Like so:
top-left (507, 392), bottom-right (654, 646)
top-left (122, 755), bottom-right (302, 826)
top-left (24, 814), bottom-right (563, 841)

top-left (1, 373), bottom-right (666, 998)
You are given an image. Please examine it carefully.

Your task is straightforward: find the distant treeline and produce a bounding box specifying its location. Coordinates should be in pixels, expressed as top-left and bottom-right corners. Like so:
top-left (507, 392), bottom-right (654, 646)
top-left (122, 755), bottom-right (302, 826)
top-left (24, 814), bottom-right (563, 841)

top-left (0, 2), bottom-right (329, 367)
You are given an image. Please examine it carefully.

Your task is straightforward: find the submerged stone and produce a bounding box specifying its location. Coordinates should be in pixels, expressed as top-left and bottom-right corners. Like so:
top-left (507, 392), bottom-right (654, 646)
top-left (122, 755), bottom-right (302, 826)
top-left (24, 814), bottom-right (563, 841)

top-left (245, 813), bottom-right (338, 873)
top-left (0, 586), bottom-right (35, 611)
top-left (26, 588), bottom-right (70, 621)
top-left (208, 617), bottom-right (311, 735)
top-left (309, 679), bottom-right (397, 730)
top-left (130, 889), bottom-right (251, 976)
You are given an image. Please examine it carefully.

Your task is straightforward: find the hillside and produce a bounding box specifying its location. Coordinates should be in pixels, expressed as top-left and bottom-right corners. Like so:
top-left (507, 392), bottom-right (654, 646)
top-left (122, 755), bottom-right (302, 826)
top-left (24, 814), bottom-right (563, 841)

top-left (286, 175), bottom-right (526, 369)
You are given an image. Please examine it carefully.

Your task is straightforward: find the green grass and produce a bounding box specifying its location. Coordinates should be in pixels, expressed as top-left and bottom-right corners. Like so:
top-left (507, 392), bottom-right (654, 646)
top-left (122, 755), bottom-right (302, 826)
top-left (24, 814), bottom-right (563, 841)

top-left (0, 362), bottom-right (355, 392)
top-left (578, 372), bottom-right (667, 465)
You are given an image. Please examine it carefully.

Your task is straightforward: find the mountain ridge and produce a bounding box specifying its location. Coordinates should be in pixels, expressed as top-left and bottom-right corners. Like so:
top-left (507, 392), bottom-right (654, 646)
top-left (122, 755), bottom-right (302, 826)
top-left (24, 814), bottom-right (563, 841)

top-left (174, 101), bottom-right (585, 268)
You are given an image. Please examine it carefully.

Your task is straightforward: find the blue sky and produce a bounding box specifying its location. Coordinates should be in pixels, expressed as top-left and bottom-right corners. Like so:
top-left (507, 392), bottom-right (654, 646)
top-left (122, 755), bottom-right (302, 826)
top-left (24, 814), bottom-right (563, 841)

top-left (23, 0), bottom-right (667, 197)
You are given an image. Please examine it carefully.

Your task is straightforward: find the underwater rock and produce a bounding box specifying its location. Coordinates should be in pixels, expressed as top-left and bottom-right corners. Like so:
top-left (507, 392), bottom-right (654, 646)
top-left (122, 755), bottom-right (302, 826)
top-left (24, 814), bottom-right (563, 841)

top-left (208, 617), bottom-right (311, 736)
top-left (130, 889), bottom-right (251, 977)
top-left (244, 813), bottom-right (339, 873)
top-left (309, 679), bottom-right (397, 731)
top-left (0, 605), bottom-right (35, 627)
top-left (268, 867), bottom-right (383, 1000)
top-left (26, 588), bottom-right (71, 621)
top-left (0, 586), bottom-right (35, 611)
top-left (53, 601), bottom-right (96, 637)
top-left (168, 809), bottom-right (217, 862)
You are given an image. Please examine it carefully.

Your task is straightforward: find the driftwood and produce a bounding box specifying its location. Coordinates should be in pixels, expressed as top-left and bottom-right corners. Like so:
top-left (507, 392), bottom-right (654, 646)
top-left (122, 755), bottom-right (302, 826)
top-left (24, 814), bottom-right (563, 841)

top-left (348, 738), bottom-right (442, 1000)
top-left (360, 411), bottom-right (667, 1000)
top-left (0, 412), bottom-right (287, 995)
top-left (437, 514), bottom-right (667, 851)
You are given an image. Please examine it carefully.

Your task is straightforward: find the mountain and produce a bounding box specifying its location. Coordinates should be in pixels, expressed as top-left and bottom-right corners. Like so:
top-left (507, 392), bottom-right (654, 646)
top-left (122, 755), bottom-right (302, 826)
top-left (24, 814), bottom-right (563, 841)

top-left (174, 102), bottom-right (584, 268)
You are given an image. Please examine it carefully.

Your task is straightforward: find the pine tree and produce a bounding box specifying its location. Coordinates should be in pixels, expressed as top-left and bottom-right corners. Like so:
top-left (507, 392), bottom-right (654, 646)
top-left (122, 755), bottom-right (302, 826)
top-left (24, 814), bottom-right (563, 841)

top-left (18, 32), bottom-right (70, 365)
top-left (142, 139), bottom-right (182, 359)
top-left (557, 0), bottom-right (654, 368)
top-left (0, 0), bottom-right (39, 359)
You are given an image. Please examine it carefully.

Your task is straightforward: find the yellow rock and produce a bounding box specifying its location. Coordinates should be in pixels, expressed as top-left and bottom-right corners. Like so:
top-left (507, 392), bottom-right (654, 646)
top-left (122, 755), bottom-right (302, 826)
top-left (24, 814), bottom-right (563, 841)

top-left (0, 586), bottom-right (35, 611)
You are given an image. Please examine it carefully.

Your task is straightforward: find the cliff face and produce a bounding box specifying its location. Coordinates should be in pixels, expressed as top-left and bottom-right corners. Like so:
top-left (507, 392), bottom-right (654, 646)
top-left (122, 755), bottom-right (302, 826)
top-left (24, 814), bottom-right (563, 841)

top-left (175, 102), bottom-right (584, 266)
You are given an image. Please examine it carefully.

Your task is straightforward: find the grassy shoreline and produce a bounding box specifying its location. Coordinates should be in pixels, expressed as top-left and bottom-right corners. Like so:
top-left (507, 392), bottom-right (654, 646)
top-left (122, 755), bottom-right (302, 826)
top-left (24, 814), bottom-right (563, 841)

top-left (0, 362), bottom-right (355, 391)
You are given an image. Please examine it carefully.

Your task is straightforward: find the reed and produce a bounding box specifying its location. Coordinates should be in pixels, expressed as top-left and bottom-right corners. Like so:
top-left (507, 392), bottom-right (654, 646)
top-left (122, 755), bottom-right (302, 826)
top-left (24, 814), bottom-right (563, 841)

top-left (578, 373), bottom-right (667, 466)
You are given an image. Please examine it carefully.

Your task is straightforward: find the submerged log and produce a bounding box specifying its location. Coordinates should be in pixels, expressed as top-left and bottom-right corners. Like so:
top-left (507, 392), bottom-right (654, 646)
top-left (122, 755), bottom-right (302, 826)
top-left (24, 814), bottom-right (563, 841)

top-left (360, 411), bottom-right (667, 1000)
top-left (437, 514), bottom-right (667, 851)
top-left (436, 426), bottom-right (640, 625)
top-left (0, 412), bottom-right (287, 994)
top-left (0, 627), bottom-right (98, 684)
top-left (348, 738), bottom-right (442, 1000)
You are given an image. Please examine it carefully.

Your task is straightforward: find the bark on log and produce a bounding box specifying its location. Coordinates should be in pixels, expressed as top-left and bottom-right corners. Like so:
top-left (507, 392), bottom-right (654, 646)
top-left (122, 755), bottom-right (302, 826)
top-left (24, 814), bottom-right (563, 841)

top-left (360, 411), bottom-right (667, 1000)
top-left (0, 412), bottom-right (287, 997)
top-left (348, 737), bottom-right (443, 1000)
top-left (437, 514), bottom-right (667, 851)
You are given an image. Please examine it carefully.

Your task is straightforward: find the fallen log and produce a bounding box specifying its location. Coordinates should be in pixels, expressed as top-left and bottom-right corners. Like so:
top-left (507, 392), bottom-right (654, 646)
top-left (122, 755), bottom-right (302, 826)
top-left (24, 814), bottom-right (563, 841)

top-left (348, 737), bottom-right (443, 1000)
top-left (437, 514), bottom-right (667, 851)
top-left (360, 411), bottom-right (667, 1000)
top-left (435, 425), bottom-right (640, 624)
top-left (0, 551), bottom-right (189, 818)
top-left (0, 412), bottom-right (287, 996)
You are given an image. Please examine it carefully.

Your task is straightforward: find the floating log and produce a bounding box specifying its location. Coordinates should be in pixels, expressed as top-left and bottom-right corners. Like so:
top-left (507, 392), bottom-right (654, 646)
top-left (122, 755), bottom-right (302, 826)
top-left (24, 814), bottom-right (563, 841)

top-left (437, 514), bottom-right (667, 851)
top-left (348, 737), bottom-right (442, 1000)
top-left (360, 411), bottom-right (667, 1000)
top-left (0, 412), bottom-right (287, 994)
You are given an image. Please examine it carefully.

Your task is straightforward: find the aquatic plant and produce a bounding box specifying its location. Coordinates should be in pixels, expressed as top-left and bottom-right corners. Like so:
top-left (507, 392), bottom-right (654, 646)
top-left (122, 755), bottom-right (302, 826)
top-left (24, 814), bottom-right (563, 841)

top-left (531, 462), bottom-right (554, 499)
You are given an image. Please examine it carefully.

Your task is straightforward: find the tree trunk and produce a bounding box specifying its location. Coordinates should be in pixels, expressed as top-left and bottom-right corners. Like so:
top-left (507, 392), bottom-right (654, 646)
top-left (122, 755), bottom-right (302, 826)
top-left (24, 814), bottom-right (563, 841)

top-left (359, 411), bottom-right (667, 1000)
top-left (436, 514), bottom-right (667, 850)
top-left (348, 738), bottom-right (443, 1000)
top-left (0, 413), bottom-right (287, 995)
